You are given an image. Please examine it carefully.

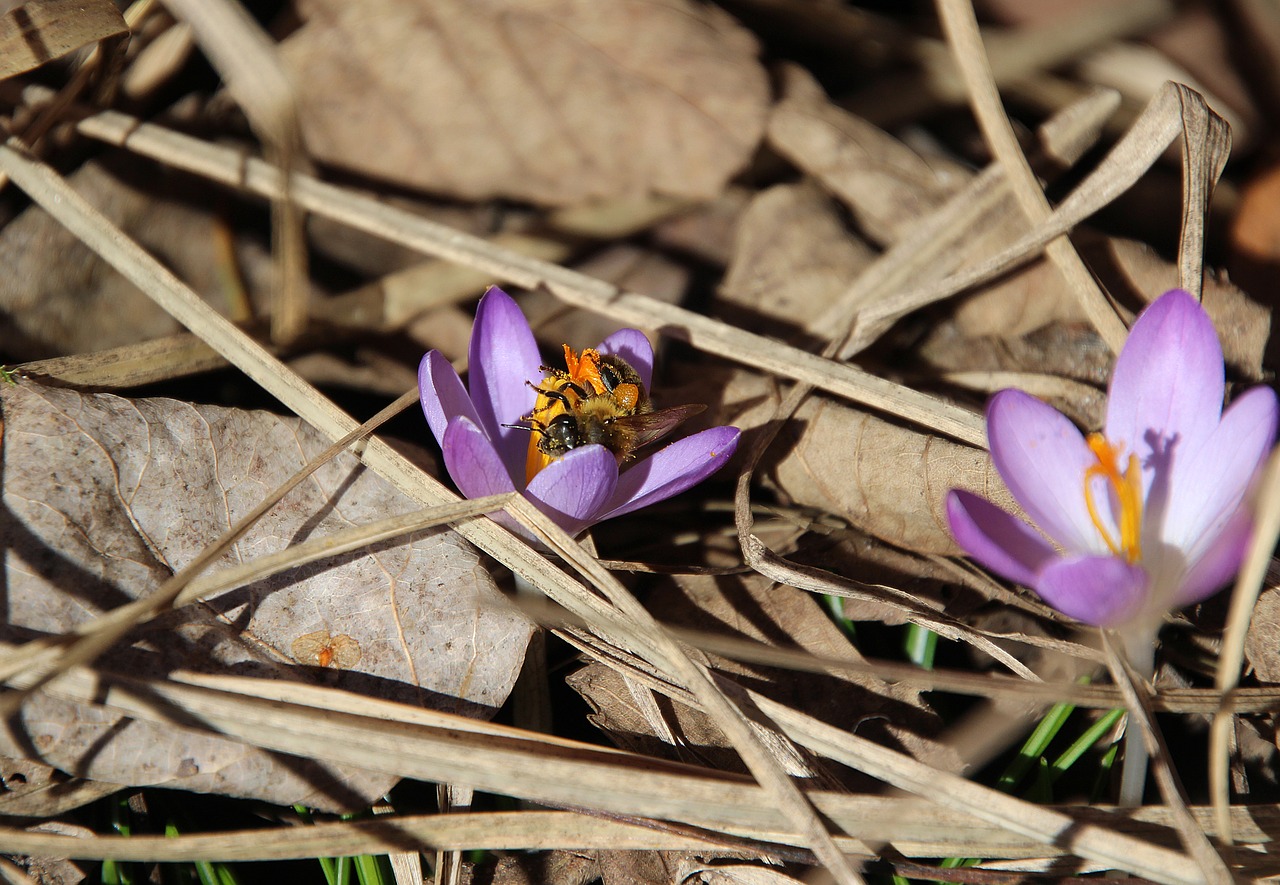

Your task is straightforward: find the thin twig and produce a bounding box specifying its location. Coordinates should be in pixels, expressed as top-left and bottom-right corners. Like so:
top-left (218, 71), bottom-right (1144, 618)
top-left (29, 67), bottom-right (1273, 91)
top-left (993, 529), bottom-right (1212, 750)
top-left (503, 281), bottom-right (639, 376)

top-left (934, 0), bottom-right (1128, 353)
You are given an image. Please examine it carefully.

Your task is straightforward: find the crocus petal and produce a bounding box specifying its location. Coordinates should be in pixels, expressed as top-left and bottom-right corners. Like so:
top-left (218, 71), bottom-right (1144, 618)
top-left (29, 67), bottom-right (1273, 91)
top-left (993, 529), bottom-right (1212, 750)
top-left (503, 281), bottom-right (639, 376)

top-left (1106, 290), bottom-right (1224, 471)
top-left (468, 287), bottom-right (544, 478)
top-left (986, 389), bottom-right (1104, 554)
top-left (596, 427), bottom-right (739, 521)
top-left (419, 351), bottom-right (482, 447)
top-left (1163, 385), bottom-right (1278, 552)
top-left (596, 329), bottom-right (654, 390)
top-left (524, 445), bottom-right (619, 535)
top-left (946, 491), bottom-right (1058, 588)
top-left (1173, 504), bottom-right (1254, 607)
top-left (1034, 556), bottom-right (1149, 627)
top-left (441, 417), bottom-right (518, 499)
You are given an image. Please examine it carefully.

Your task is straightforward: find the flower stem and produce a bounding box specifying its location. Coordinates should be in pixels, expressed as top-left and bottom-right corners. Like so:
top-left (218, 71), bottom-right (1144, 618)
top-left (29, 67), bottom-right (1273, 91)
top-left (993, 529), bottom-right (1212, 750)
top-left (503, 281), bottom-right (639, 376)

top-left (1116, 628), bottom-right (1157, 807)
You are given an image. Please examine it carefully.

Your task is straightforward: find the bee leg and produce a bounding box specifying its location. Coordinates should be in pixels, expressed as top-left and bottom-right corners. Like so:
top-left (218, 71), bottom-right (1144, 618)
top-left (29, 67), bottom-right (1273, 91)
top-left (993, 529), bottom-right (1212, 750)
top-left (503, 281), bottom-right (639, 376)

top-left (527, 381), bottom-right (587, 411)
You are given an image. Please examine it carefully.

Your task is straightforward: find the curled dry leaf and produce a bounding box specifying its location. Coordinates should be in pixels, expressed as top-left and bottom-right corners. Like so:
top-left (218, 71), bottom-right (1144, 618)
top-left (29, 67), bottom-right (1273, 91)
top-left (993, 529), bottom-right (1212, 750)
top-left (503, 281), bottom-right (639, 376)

top-left (282, 0), bottom-right (769, 205)
top-left (919, 314), bottom-right (1113, 430)
top-left (0, 381), bottom-right (531, 809)
top-left (769, 396), bottom-right (1005, 557)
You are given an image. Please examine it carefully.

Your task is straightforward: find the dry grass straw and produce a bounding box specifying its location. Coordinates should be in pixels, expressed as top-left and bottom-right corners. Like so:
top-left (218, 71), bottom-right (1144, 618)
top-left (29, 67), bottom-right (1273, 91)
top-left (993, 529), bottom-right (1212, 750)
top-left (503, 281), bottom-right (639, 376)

top-left (158, 0), bottom-right (309, 345)
top-left (0, 137), bottom-right (870, 884)
top-left (502, 497), bottom-right (868, 885)
top-left (0, 0), bottom-right (1275, 878)
top-left (936, 0), bottom-right (1128, 353)
top-left (1, 639), bottom-right (1258, 880)
top-left (4, 80), bottom-right (986, 448)
top-left (1103, 633), bottom-right (1232, 883)
top-left (0, 0), bottom-right (126, 81)
top-left (1212, 448), bottom-right (1280, 841)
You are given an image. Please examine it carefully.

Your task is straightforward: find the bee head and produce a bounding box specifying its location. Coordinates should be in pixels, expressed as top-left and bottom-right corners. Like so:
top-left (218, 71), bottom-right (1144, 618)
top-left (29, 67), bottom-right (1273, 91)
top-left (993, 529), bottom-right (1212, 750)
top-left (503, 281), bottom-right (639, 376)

top-left (536, 413), bottom-right (584, 457)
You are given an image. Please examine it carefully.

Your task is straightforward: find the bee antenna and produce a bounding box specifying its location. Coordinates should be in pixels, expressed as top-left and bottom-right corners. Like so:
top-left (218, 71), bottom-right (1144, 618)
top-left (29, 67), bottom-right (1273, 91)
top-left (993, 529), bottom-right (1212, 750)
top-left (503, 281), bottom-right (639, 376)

top-left (503, 422), bottom-right (540, 433)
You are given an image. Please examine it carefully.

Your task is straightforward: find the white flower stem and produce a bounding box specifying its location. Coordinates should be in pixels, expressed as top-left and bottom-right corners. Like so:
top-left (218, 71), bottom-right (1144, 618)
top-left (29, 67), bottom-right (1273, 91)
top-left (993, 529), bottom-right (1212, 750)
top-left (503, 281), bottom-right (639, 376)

top-left (1116, 627), bottom-right (1157, 807)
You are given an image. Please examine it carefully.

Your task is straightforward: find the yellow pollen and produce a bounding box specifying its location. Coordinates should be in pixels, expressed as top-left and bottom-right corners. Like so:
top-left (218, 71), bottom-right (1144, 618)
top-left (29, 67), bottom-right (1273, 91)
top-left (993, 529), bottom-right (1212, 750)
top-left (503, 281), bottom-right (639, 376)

top-left (1082, 432), bottom-right (1143, 562)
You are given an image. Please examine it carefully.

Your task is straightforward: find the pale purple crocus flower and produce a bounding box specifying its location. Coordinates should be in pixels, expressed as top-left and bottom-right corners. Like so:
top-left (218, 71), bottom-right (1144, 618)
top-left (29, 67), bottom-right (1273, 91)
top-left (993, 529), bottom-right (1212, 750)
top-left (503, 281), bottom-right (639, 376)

top-left (419, 287), bottom-right (740, 539)
top-left (947, 289), bottom-right (1277, 634)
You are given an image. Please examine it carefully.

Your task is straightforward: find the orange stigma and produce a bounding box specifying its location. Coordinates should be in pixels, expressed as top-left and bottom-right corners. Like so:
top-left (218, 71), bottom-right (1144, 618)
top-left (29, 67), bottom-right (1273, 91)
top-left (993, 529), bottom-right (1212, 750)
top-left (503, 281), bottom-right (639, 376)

top-left (1083, 432), bottom-right (1143, 562)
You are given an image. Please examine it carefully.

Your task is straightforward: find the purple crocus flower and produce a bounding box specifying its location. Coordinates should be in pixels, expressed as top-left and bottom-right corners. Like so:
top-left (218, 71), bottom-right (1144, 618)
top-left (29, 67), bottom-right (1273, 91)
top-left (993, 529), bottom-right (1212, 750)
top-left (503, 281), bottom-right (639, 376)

top-left (419, 287), bottom-right (740, 538)
top-left (947, 289), bottom-right (1278, 629)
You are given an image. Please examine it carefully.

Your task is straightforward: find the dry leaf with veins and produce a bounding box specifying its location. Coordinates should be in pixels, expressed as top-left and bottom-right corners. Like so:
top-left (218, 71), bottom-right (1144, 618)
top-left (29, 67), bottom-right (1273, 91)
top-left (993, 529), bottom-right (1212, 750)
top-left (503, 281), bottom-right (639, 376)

top-left (282, 0), bottom-right (770, 205)
top-left (0, 381), bottom-right (530, 809)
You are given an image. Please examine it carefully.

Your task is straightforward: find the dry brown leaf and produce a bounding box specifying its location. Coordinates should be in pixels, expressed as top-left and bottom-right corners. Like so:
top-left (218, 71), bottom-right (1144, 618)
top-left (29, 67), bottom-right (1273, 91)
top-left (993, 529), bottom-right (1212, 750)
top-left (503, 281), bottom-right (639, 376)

top-left (0, 159), bottom-right (277, 360)
top-left (766, 65), bottom-right (967, 247)
top-left (949, 235), bottom-right (1270, 378)
top-left (718, 182), bottom-right (875, 341)
top-left (650, 187), bottom-right (752, 268)
top-left (0, 381), bottom-right (530, 808)
top-left (679, 862), bottom-right (804, 885)
top-left (0, 756), bottom-right (120, 818)
top-left (598, 849), bottom-right (715, 885)
top-left (0, 0), bottom-right (126, 80)
top-left (282, 0), bottom-right (769, 205)
top-left (766, 396), bottom-right (1005, 557)
top-left (1243, 587), bottom-right (1280, 684)
top-left (659, 362), bottom-right (999, 557)
top-left (1145, 7), bottom-right (1260, 149)
top-left (917, 315), bottom-right (1114, 430)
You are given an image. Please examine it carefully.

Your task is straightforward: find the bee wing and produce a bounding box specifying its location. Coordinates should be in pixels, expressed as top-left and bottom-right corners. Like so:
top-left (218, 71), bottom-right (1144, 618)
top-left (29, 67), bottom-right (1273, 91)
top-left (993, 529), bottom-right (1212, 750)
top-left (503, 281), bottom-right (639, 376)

top-left (612, 403), bottom-right (706, 450)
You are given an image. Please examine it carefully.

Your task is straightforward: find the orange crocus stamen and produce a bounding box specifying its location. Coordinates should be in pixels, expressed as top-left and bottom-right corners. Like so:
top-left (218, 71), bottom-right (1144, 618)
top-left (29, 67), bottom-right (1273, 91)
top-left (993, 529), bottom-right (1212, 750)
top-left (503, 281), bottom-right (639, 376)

top-left (563, 345), bottom-right (606, 394)
top-left (1082, 432), bottom-right (1144, 563)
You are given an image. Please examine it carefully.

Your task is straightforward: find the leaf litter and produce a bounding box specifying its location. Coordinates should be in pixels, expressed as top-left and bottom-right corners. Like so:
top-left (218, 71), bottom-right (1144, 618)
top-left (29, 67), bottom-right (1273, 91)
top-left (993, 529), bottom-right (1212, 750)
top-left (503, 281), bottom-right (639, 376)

top-left (0, 0), bottom-right (1279, 881)
top-left (0, 381), bottom-right (530, 808)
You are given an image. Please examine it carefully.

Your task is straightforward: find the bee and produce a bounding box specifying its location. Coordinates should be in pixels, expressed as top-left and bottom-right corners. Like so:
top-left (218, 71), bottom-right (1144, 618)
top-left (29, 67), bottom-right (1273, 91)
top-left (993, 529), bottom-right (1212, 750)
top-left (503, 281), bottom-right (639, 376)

top-left (514, 346), bottom-right (705, 477)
